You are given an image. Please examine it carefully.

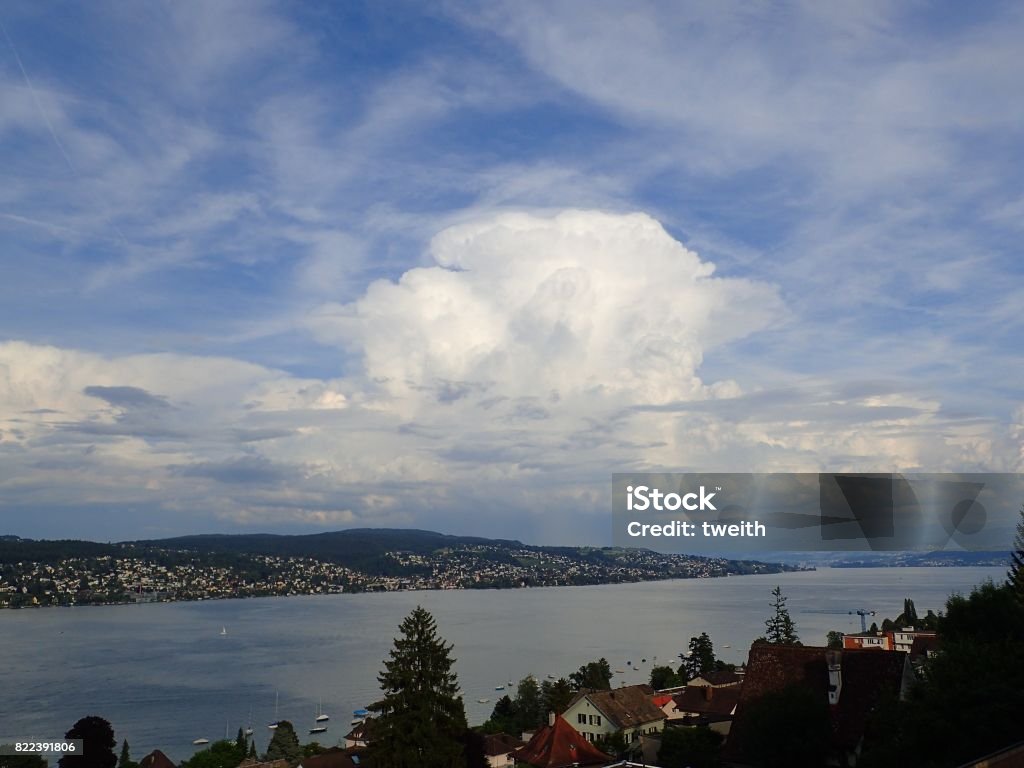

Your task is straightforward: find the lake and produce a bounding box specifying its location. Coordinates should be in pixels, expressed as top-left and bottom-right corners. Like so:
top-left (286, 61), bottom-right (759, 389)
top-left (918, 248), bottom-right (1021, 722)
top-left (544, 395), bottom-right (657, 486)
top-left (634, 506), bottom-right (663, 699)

top-left (0, 566), bottom-right (1004, 761)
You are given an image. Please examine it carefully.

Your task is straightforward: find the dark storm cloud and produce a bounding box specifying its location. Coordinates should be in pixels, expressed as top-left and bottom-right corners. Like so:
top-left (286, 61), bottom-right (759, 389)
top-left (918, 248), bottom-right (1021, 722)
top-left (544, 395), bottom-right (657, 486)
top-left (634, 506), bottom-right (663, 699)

top-left (83, 385), bottom-right (171, 409)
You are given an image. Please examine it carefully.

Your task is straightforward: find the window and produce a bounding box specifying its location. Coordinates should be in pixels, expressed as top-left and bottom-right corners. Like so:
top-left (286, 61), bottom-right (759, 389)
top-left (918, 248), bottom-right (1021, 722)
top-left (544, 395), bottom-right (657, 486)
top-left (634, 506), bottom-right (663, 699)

top-left (578, 713), bottom-right (586, 725)
top-left (596, 716), bottom-right (602, 726)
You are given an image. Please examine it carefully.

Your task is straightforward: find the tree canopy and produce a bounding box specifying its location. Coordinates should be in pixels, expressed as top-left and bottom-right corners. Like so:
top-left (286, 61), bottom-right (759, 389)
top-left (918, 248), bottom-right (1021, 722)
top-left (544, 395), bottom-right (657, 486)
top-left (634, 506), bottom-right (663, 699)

top-left (368, 606), bottom-right (468, 768)
top-left (182, 741), bottom-right (248, 768)
top-left (59, 716), bottom-right (117, 768)
top-left (1010, 503), bottom-right (1024, 603)
top-left (762, 586), bottom-right (799, 644)
top-left (569, 658), bottom-right (612, 691)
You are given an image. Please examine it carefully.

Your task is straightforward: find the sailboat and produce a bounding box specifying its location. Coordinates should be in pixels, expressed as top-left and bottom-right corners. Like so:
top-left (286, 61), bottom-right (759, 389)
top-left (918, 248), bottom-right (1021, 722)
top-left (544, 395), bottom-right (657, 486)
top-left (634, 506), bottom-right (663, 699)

top-left (315, 698), bottom-right (330, 723)
top-left (245, 707), bottom-right (254, 736)
top-left (220, 626), bottom-right (227, 636)
top-left (192, 739), bottom-right (209, 746)
top-left (268, 691), bottom-right (280, 729)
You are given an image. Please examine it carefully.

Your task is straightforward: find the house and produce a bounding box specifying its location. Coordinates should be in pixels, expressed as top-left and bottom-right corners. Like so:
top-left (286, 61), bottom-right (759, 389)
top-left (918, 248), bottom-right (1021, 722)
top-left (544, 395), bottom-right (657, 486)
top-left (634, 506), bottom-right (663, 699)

top-left (891, 629), bottom-right (937, 654)
top-left (139, 751), bottom-right (176, 768)
top-left (722, 645), bottom-right (913, 767)
top-left (909, 634), bottom-right (940, 660)
top-left (237, 759), bottom-right (290, 768)
top-left (480, 733), bottom-right (526, 768)
top-left (345, 718), bottom-right (376, 749)
top-left (686, 670), bottom-right (743, 688)
top-left (563, 684), bottom-right (667, 744)
top-left (298, 747), bottom-right (367, 768)
top-left (512, 714), bottom-right (612, 768)
top-left (670, 684), bottom-right (741, 735)
top-left (842, 632), bottom-right (893, 651)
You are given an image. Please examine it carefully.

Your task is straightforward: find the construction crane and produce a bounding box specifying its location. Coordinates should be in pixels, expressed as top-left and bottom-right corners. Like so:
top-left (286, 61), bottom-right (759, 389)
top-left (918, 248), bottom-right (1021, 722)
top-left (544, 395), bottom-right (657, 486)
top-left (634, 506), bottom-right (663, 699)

top-left (851, 609), bottom-right (877, 633)
top-left (804, 608), bottom-right (878, 633)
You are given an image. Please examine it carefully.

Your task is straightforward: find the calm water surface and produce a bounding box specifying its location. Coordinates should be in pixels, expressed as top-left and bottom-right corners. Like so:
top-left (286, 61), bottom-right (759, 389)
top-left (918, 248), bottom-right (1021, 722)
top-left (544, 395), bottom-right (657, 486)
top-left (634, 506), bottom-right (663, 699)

top-left (0, 567), bottom-right (1003, 761)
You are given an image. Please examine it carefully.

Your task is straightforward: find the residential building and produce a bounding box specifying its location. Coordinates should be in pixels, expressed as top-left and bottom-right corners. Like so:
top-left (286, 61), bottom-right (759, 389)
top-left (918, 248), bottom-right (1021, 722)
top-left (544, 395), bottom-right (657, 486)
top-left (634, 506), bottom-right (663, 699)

top-left (686, 670), bottom-right (743, 688)
top-left (842, 632), bottom-right (893, 650)
top-left (670, 685), bottom-right (741, 735)
top-left (138, 751), bottom-right (176, 768)
top-left (562, 685), bottom-right (666, 744)
top-left (298, 748), bottom-right (366, 768)
top-left (480, 733), bottom-right (526, 768)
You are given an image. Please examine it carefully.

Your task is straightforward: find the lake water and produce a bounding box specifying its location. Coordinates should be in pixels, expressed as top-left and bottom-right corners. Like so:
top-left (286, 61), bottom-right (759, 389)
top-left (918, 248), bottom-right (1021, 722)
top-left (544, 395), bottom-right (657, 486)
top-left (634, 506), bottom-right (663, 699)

top-left (0, 567), bottom-right (1004, 761)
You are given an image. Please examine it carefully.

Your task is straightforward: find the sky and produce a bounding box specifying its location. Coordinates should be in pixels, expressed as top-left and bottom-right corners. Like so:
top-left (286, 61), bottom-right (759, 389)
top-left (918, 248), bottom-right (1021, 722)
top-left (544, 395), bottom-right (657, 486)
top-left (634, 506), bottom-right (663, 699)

top-left (1, 1), bottom-right (1022, 544)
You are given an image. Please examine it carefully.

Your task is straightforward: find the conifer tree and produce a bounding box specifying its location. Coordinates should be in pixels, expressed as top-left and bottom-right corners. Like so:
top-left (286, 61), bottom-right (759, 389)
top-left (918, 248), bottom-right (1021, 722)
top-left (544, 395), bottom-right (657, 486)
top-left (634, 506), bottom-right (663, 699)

top-left (248, 741), bottom-right (257, 760)
top-left (763, 586), bottom-right (800, 644)
top-left (369, 606), bottom-right (467, 768)
top-left (265, 722), bottom-right (300, 766)
top-left (234, 729), bottom-right (246, 755)
top-left (1010, 503), bottom-right (1024, 602)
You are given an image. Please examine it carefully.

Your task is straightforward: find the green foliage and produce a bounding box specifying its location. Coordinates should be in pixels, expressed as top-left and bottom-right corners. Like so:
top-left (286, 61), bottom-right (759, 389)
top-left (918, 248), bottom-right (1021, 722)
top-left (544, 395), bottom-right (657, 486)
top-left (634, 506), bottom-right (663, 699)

top-left (264, 723), bottom-right (301, 767)
top-left (825, 630), bottom-right (843, 649)
top-left (0, 751), bottom-right (48, 768)
top-left (569, 658), bottom-right (612, 691)
top-left (234, 729), bottom-right (246, 755)
top-left (740, 684), bottom-right (830, 768)
top-left (763, 586), bottom-right (799, 645)
top-left (302, 744), bottom-right (325, 758)
top-left (513, 675), bottom-right (542, 730)
top-left (117, 740), bottom-right (137, 768)
top-left (59, 716), bottom-right (117, 768)
top-left (681, 633), bottom-right (716, 681)
top-left (481, 696), bottom-right (517, 735)
top-left (649, 664), bottom-right (682, 690)
top-left (656, 726), bottom-right (724, 768)
top-left (594, 731), bottom-right (628, 759)
top-left (860, 580), bottom-right (1024, 767)
top-left (539, 678), bottom-right (574, 715)
top-left (181, 741), bottom-right (247, 768)
top-left (368, 606), bottom-right (468, 768)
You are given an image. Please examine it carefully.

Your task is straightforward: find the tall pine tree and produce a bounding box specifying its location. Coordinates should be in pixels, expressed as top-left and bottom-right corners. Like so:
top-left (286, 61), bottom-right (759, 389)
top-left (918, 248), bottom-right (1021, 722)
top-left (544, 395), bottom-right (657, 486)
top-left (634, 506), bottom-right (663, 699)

top-left (1010, 503), bottom-right (1024, 603)
top-left (369, 606), bottom-right (467, 768)
top-left (763, 586), bottom-right (800, 644)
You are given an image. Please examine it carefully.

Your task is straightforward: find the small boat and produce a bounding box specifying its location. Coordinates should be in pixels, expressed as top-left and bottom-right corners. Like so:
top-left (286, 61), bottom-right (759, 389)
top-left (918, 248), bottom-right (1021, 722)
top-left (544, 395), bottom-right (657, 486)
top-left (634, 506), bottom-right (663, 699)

top-left (315, 698), bottom-right (329, 722)
top-left (723, 644), bottom-right (731, 648)
top-left (615, 669), bottom-right (625, 674)
top-left (268, 690), bottom-right (281, 729)
top-left (246, 706), bottom-right (254, 736)
top-left (547, 674), bottom-right (556, 679)
top-left (353, 709), bottom-right (369, 718)
top-left (477, 698), bottom-right (490, 704)
top-left (494, 685), bottom-right (505, 691)
top-left (309, 726), bottom-right (328, 735)
top-left (220, 627), bottom-right (227, 636)
top-left (192, 739), bottom-right (209, 746)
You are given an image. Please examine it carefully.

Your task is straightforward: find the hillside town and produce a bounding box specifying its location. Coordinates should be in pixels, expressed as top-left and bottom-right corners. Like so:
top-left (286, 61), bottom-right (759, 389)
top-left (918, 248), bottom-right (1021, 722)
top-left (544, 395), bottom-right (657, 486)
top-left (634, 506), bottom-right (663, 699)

top-left (0, 543), bottom-right (791, 609)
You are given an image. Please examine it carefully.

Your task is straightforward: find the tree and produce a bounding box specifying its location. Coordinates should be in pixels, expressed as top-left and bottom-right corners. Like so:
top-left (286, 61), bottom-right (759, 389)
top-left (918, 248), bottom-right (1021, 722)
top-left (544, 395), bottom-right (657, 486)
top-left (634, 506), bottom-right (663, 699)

top-left (481, 696), bottom-right (517, 735)
top-left (903, 597), bottom-right (919, 626)
top-left (569, 658), bottom-right (612, 691)
top-left (234, 728), bottom-right (246, 755)
top-left (657, 726), bottom-right (723, 768)
top-left (650, 664), bottom-right (682, 690)
top-left (1010, 503), bottom-right (1024, 603)
top-left (763, 586), bottom-right (799, 645)
top-left (681, 633), bottom-right (716, 680)
top-left (265, 723), bottom-right (301, 766)
top-left (182, 741), bottom-right (247, 768)
top-left (368, 606), bottom-right (468, 768)
top-left (513, 675), bottom-right (543, 731)
top-left (117, 740), bottom-right (137, 768)
top-left (594, 731), bottom-right (629, 760)
top-left (879, 580), bottom-right (1024, 767)
top-left (1, 750), bottom-right (47, 768)
top-left (540, 678), bottom-right (574, 715)
top-left (60, 716), bottom-right (117, 768)
top-left (825, 630), bottom-right (843, 649)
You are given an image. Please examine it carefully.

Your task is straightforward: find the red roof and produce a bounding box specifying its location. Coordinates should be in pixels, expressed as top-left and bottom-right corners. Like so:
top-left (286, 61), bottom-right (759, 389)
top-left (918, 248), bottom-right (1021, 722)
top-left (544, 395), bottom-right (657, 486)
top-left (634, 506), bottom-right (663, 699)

top-left (512, 716), bottom-right (612, 768)
top-left (652, 694), bottom-right (674, 708)
top-left (139, 751), bottom-right (176, 768)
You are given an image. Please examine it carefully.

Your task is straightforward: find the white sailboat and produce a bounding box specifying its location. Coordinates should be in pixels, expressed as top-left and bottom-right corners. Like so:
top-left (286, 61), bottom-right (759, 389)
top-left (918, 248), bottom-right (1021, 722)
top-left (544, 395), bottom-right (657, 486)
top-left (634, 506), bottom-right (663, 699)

top-left (245, 707), bottom-right (254, 736)
top-left (192, 739), bottom-right (209, 746)
top-left (268, 691), bottom-right (280, 729)
top-left (220, 626), bottom-right (227, 636)
top-left (315, 698), bottom-right (330, 723)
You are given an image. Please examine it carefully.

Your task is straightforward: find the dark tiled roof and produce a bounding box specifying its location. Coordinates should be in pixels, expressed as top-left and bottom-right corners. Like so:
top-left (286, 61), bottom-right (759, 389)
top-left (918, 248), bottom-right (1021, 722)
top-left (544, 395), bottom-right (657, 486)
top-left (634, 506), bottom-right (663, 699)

top-left (345, 718), bottom-right (377, 742)
top-left (672, 685), bottom-right (741, 717)
top-left (300, 748), bottom-right (367, 768)
top-left (571, 685), bottom-right (666, 729)
top-left (139, 750), bottom-right (176, 768)
top-left (481, 733), bottom-right (525, 757)
top-left (512, 716), bottom-right (611, 768)
top-left (723, 645), bottom-right (909, 764)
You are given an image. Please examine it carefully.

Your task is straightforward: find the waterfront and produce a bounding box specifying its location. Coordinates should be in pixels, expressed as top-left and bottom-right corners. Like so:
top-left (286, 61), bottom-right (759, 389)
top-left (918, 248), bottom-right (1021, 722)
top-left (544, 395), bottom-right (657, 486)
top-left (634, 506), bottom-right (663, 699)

top-left (0, 566), bottom-right (1004, 761)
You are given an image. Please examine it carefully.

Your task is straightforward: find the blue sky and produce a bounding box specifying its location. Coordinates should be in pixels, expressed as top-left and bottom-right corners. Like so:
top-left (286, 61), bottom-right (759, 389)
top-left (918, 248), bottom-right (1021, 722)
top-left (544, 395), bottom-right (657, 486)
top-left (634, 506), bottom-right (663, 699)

top-left (1, 1), bottom-right (1022, 544)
